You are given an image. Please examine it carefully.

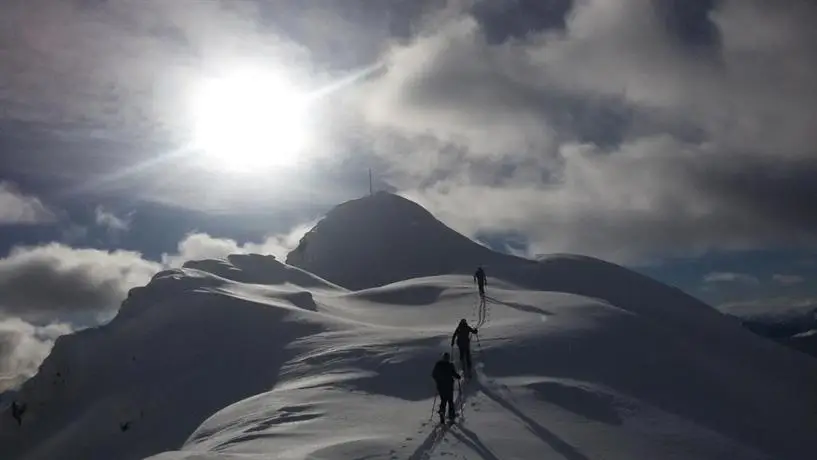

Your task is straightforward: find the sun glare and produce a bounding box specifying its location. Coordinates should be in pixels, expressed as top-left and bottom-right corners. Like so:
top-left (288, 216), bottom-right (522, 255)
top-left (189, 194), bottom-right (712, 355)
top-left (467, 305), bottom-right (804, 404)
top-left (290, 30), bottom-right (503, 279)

top-left (191, 68), bottom-right (309, 171)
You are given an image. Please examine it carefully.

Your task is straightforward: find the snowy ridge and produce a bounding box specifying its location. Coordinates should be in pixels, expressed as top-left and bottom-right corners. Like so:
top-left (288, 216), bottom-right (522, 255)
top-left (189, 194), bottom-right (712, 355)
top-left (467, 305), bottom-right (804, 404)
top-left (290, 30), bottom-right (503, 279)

top-left (2, 193), bottom-right (817, 460)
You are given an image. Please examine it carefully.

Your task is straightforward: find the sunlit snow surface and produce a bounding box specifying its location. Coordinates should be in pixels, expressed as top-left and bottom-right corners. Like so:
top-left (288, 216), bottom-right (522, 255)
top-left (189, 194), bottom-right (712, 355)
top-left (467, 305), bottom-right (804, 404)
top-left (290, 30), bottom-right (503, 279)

top-left (1, 254), bottom-right (816, 460)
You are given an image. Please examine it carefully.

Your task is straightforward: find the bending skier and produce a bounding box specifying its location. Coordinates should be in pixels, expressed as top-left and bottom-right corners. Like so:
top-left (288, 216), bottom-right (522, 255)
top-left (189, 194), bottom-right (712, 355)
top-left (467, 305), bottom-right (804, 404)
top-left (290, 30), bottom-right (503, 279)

top-left (451, 319), bottom-right (478, 377)
top-left (474, 266), bottom-right (486, 298)
top-left (431, 352), bottom-right (461, 423)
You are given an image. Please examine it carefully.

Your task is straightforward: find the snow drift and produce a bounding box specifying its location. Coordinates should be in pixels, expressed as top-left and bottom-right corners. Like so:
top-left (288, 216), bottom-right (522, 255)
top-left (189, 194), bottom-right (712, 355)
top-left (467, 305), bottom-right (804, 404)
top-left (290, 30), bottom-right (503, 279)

top-left (2, 193), bottom-right (816, 460)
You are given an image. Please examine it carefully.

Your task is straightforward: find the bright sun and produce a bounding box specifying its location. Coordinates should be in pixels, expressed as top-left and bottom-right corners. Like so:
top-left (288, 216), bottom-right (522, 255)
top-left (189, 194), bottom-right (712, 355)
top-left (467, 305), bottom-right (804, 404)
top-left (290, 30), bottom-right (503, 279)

top-left (191, 68), bottom-right (309, 171)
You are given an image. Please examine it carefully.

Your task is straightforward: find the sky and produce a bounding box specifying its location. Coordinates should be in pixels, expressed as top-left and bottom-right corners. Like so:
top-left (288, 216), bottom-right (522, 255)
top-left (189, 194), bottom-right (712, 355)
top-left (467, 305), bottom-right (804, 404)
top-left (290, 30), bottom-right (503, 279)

top-left (1, 0), bottom-right (817, 389)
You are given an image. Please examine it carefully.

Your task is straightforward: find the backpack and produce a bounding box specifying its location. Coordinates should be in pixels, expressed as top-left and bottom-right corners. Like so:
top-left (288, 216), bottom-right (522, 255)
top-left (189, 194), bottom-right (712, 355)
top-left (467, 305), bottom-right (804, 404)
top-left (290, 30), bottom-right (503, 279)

top-left (431, 360), bottom-right (447, 382)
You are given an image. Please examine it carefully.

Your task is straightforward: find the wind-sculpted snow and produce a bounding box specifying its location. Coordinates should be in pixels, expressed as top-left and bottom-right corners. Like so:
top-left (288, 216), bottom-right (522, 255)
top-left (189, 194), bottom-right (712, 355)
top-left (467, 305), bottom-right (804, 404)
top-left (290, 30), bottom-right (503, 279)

top-left (2, 193), bottom-right (817, 460)
top-left (184, 254), bottom-right (344, 291)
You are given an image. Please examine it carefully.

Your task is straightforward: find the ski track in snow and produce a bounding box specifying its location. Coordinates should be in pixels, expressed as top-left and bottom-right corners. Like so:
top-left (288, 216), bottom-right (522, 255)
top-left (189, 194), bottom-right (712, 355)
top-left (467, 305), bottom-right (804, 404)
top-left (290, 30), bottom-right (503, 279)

top-left (404, 303), bottom-right (589, 460)
top-left (396, 293), bottom-right (484, 460)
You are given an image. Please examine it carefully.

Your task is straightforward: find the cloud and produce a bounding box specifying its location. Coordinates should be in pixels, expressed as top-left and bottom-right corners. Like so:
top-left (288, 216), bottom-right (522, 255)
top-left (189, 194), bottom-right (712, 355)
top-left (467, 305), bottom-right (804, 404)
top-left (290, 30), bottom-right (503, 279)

top-left (0, 243), bottom-right (162, 323)
top-left (94, 206), bottom-right (132, 232)
top-left (703, 272), bottom-right (760, 284)
top-left (161, 222), bottom-right (314, 268)
top-left (0, 0), bottom-right (456, 213)
top-left (61, 224), bottom-right (89, 243)
top-left (5, 0), bottom-right (817, 265)
top-left (0, 182), bottom-right (56, 225)
top-left (0, 0), bottom-right (322, 202)
top-left (0, 0), bottom-right (313, 131)
top-left (0, 318), bottom-right (72, 392)
top-left (353, 0), bottom-right (817, 263)
top-left (402, 135), bottom-right (812, 263)
top-left (360, 16), bottom-right (560, 160)
top-left (772, 274), bottom-right (804, 286)
top-left (718, 297), bottom-right (817, 321)
top-left (0, 223), bottom-right (313, 324)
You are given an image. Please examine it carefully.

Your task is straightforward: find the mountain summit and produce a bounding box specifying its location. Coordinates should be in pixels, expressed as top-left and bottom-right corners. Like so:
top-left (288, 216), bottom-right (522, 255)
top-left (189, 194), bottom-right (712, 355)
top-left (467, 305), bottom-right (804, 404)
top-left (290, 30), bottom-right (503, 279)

top-left (286, 191), bottom-right (525, 290)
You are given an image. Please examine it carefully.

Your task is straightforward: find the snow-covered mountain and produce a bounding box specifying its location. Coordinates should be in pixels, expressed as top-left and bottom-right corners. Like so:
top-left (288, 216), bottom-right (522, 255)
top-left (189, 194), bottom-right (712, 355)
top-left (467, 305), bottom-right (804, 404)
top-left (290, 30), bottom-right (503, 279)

top-left (285, 191), bottom-right (507, 290)
top-left (2, 192), bottom-right (817, 460)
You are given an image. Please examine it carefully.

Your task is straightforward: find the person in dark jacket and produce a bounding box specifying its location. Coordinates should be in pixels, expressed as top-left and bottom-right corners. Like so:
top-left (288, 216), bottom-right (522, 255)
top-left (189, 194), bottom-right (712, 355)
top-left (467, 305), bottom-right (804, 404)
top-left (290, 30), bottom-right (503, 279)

top-left (431, 352), bottom-right (461, 423)
top-left (451, 319), bottom-right (478, 377)
top-left (474, 266), bottom-right (486, 298)
top-left (11, 401), bottom-right (26, 426)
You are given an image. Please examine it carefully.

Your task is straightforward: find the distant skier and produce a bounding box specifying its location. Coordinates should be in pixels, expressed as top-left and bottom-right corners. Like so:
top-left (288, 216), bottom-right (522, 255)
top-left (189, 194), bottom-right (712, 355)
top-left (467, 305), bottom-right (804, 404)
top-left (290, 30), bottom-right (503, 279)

top-left (431, 352), bottom-right (461, 423)
top-left (474, 266), bottom-right (486, 298)
top-left (451, 319), bottom-right (478, 377)
top-left (11, 401), bottom-right (26, 426)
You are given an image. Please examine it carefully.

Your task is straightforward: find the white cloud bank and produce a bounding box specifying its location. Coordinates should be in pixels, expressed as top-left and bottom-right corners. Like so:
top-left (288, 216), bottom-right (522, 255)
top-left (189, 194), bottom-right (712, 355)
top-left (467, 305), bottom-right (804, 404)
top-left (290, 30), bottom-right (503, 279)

top-left (0, 319), bottom-right (71, 392)
top-left (161, 222), bottom-right (313, 268)
top-left (0, 244), bottom-right (161, 322)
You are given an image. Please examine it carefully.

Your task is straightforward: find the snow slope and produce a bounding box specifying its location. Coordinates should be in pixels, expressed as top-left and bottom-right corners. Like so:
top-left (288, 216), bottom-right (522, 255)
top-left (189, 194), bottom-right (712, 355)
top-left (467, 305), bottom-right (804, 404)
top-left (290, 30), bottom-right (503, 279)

top-left (2, 194), bottom-right (817, 460)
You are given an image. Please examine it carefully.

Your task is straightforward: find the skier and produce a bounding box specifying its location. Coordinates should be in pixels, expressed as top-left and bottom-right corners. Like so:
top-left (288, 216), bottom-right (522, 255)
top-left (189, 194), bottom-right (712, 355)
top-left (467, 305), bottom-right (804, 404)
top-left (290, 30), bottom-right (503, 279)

top-left (451, 319), bottom-right (478, 378)
top-left (431, 352), bottom-right (461, 423)
top-left (11, 401), bottom-right (26, 426)
top-left (474, 266), bottom-right (486, 298)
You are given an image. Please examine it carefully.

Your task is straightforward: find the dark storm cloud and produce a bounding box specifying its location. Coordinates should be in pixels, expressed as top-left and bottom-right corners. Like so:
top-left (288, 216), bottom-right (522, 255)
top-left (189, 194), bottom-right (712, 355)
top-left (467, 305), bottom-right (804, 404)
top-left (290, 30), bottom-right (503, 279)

top-left (471, 0), bottom-right (573, 43)
top-left (694, 156), bottom-right (817, 235)
top-left (654, 0), bottom-right (721, 50)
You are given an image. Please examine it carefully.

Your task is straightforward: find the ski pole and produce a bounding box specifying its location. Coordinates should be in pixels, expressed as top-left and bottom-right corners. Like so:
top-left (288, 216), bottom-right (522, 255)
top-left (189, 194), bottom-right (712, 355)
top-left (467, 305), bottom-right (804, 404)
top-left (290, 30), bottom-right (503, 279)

top-left (430, 393), bottom-right (437, 421)
top-left (457, 379), bottom-right (463, 418)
